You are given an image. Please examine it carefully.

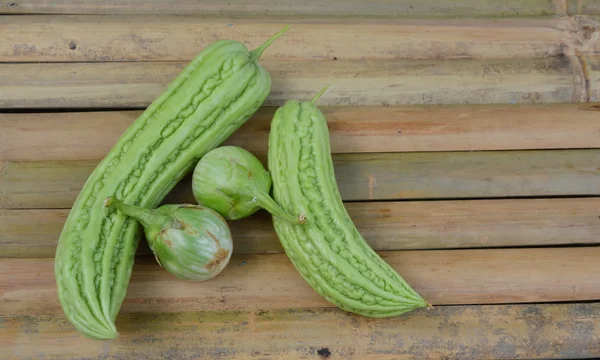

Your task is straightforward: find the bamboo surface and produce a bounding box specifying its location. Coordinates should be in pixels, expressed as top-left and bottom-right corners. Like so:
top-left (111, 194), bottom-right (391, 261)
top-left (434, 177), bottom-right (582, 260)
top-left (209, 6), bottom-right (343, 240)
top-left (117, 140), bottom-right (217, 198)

top-left (2, 105), bottom-right (600, 161)
top-left (588, 55), bottom-right (600, 101)
top-left (2, 198), bottom-right (600, 258)
top-left (2, 16), bottom-right (590, 62)
top-left (2, 0), bottom-right (600, 357)
top-left (2, 149), bottom-right (599, 209)
top-left (3, 304), bottom-right (598, 360)
top-left (568, 0), bottom-right (600, 15)
top-left (3, 248), bottom-right (600, 317)
top-left (0, 0), bottom-right (559, 17)
top-left (0, 57), bottom-right (590, 108)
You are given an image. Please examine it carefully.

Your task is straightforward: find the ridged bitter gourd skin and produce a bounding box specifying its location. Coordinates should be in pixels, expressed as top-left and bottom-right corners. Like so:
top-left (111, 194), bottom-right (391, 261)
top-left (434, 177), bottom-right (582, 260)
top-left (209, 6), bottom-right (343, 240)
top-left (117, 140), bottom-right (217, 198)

top-left (54, 26), bottom-right (290, 339)
top-left (267, 90), bottom-right (429, 318)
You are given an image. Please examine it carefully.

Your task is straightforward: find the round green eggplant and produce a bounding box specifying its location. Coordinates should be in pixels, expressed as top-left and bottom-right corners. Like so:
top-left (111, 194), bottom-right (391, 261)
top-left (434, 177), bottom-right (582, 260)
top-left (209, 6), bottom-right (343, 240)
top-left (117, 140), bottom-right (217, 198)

top-left (192, 146), bottom-right (304, 223)
top-left (104, 197), bottom-right (233, 281)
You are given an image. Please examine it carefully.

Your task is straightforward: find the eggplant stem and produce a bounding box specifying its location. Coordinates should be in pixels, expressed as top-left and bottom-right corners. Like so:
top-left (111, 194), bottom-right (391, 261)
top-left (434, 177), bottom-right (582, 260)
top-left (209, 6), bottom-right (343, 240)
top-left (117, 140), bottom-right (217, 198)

top-left (253, 191), bottom-right (304, 224)
top-left (103, 197), bottom-right (171, 230)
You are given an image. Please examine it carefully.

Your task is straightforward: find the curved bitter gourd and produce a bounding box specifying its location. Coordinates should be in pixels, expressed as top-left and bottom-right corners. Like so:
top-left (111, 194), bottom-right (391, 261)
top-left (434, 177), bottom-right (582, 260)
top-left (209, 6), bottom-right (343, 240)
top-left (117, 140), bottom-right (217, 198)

top-left (54, 25), bottom-right (290, 339)
top-left (268, 87), bottom-right (429, 317)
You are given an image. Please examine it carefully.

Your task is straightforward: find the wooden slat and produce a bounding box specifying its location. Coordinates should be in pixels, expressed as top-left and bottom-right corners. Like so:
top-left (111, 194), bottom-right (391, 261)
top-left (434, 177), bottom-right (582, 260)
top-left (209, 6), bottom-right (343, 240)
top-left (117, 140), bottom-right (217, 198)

top-left (328, 150), bottom-right (597, 200)
top-left (0, 160), bottom-right (95, 209)
top-left (1, 16), bottom-right (576, 62)
top-left (0, 57), bottom-right (583, 109)
top-left (572, 16), bottom-right (600, 54)
top-left (0, 209), bottom-right (68, 258)
top-left (568, 0), bottom-right (600, 14)
top-left (2, 150), bottom-right (599, 209)
top-left (2, 248), bottom-right (600, 317)
top-left (3, 104), bottom-right (600, 162)
top-left (3, 303), bottom-right (599, 359)
top-left (588, 55), bottom-right (600, 102)
top-left (0, 0), bottom-right (557, 17)
top-left (3, 198), bottom-right (600, 258)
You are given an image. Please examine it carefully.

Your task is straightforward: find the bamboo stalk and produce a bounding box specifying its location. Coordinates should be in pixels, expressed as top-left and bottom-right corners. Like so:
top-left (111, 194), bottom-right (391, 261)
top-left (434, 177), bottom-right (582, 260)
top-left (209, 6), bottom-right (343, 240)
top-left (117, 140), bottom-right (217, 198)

top-left (2, 248), bottom-right (600, 317)
top-left (0, 57), bottom-right (584, 109)
top-left (0, 0), bottom-right (557, 17)
top-left (3, 149), bottom-right (599, 209)
top-left (0, 16), bottom-right (577, 62)
top-left (3, 303), bottom-right (599, 359)
top-left (3, 198), bottom-right (599, 257)
top-left (2, 104), bottom-right (600, 162)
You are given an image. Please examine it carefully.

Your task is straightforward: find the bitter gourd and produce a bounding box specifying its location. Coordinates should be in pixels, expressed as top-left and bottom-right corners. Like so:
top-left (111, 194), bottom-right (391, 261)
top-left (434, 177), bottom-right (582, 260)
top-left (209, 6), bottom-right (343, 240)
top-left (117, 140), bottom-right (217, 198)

top-left (267, 87), bottom-right (429, 317)
top-left (54, 25), bottom-right (290, 339)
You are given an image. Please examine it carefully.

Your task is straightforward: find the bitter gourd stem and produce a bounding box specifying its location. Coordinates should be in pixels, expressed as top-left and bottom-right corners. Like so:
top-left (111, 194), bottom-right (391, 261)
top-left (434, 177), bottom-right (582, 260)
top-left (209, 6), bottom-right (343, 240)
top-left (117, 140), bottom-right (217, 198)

top-left (253, 189), bottom-right (305, 224)
top-left (249, 24), bottom-right (292, 63)
top-left (311, 84), bottom-right (332, 104)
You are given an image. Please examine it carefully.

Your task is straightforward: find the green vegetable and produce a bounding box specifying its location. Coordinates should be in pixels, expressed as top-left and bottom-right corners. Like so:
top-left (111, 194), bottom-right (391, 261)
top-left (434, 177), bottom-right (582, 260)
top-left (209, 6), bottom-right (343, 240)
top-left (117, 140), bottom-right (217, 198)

top-left (192, 146), bottom-right (303, 223)
top-left (54, 25), bottom-right (290, 340)
top-left (104, 197), bottom-right (233, 282)
top-left (267, 86), bottom-right (429, 317)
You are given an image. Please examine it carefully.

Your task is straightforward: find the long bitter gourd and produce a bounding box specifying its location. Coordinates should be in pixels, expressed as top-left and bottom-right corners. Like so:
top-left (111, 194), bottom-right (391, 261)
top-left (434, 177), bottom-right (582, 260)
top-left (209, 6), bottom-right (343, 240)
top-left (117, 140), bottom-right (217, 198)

top-left (54, 25), bottom-right (290, 339)
top-left (267, 87), bottom-right (429, 317)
